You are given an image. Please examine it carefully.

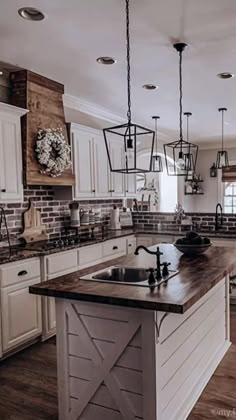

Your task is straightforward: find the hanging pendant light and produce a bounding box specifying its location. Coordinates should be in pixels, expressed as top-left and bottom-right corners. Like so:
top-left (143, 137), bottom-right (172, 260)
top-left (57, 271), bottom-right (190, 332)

top-left (183, 111), bottom-right (196, 172)
top-left (103, 0), bottom-right (155, 174)
top-left (151, 116), bottom-right (163, 172)
top-left (216, 107), bottom-right (229, 169)
top-left (163, 43), bottom-right (198, 176)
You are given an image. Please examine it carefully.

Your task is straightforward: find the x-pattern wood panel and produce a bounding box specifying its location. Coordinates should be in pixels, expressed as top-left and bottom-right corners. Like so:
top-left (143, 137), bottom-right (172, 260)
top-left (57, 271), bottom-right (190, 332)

top-left (66, 304), bottom-right (142, 420)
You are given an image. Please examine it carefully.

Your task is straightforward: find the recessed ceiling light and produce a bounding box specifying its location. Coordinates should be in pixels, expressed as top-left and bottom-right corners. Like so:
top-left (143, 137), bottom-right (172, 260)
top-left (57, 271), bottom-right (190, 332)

top-left (217, 72), bottom-right (234, 80)
top-left (0, 71), bottom-right (3, 76)
top-left (96, 57), bottom-right (117, 65)
top-left (18, 7), bottom-right (46, 21)
top-left (142, 84), bottom-right (158, 90)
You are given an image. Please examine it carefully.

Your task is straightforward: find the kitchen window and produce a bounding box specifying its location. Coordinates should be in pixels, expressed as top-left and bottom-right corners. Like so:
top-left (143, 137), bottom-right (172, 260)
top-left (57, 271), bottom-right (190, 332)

top-left (223, 182), bottom-right (236, 213)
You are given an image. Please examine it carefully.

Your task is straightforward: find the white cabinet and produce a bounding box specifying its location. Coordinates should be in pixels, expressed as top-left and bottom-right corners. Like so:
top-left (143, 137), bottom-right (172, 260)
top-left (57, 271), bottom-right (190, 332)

top-left (42, 249), bottom-right (79, 339)
top-left (127, 236), bottom-right (137, 254)
top-left (93, 133), bottom-right (110, 198)
top-left (72, 129), bottom-right (95, 198)
top-left (0, 103), bottom-right (28, 202)
top-left (78, 243), bottom-right (103, 269)
top-left (103, 237), bottom-right (127, 261)
top-left (71, 124), bottom-right (128, 199)
top-left (125, 173), bottom-right (136, 196)
top-left (109, 141), bottom-right (125, 197)
top-left (0, 258), bottom-right (42, 353)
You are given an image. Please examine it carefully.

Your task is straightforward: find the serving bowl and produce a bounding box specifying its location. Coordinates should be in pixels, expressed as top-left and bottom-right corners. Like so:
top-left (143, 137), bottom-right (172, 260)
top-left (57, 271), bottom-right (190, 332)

top-left (173, 242), bottom-right (212, 256)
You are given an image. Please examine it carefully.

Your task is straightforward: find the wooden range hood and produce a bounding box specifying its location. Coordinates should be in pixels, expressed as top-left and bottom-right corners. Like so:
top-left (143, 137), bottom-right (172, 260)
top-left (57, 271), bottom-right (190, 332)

top-left (10, 70), bottom-right (75, 186)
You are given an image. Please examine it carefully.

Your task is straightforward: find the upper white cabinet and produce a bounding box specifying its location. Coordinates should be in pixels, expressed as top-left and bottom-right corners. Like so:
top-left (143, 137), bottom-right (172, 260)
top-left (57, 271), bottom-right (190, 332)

top-left (0, 103), bottom-right (28, 202)
top-left (125, 173), bottom-right (136, 196)
top-left (71, 124), bottom-right (131, 199)
top-left (72, 130), bottom-right (95, 198)
top-left (109, 140), bottom-right (125, 197)
top-left (93, 133), bottom-right (110, 198)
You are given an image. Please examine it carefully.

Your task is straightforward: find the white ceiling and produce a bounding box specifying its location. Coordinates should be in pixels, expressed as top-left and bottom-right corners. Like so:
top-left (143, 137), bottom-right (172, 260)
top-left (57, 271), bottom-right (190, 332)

top-left (1, 0), bottom-right (236, 145)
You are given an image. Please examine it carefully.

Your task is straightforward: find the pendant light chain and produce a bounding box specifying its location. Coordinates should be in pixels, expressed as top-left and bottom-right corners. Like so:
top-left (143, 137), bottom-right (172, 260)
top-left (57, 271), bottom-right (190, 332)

top-left (186, 113), bottom-right (189, 142)
top-left (126, 0), bottom-right (131, 124)
top-left (179, 49), bottom-right (183, 142)
top-left (221, 109), bottom-right (224, 151)
top-left (155, 118), bottom-right (158, 154)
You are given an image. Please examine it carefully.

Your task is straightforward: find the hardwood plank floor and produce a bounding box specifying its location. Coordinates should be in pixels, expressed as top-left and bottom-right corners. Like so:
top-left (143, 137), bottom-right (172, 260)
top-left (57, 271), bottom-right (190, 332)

top-left (0, 306), bottom-right (235, 420)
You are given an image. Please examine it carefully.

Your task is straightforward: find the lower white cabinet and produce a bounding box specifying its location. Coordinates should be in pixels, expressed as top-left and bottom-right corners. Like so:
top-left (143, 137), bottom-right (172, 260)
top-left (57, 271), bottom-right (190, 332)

top-left (0, 258), bottom-right (42, 354)
top-left (127, 235), bottom-right (137, 254)
top-left (42, 249), bottom-right (79, 339)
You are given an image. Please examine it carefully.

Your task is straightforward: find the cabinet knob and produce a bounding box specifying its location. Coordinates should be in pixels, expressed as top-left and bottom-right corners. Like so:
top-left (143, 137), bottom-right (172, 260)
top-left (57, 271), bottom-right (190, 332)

top-left (18, 270), bottom-right (28, 276)
top-left (1, 189), bottom-right (6, 193)
top-left (113, 246), bottom-right (118, 250)
top-left (128, 244), bottom-right (132, 247)
top-left (92, 189), bottom-right (96, 193)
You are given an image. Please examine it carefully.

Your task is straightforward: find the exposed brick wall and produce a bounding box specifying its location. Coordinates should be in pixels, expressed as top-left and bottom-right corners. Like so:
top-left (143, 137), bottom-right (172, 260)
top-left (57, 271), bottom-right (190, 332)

top-left (0, 186), bottom-right (123, 243)
top-left (132, 211), bottom-right (236, 233)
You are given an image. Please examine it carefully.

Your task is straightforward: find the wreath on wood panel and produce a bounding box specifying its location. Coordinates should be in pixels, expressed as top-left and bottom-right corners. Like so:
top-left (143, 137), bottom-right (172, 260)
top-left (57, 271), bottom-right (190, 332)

top-left (35, 128), bottom-right (72, 177)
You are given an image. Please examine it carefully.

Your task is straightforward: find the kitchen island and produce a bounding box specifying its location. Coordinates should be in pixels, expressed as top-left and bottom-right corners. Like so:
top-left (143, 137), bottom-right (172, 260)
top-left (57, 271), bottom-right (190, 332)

top-left (30, 244), bottom-right (235, 420)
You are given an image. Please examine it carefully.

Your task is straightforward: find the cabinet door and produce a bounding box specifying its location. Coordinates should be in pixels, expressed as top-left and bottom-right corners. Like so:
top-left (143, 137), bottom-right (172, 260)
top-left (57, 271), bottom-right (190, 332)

top-left (72, 130), bottom-right (95, 198)
top-left (125, 173), bottom-right (137, 196)
top-left (136, 235), bottom-right (153, 248)
top-left (93, 134), bottom-right (110, 198)
top-left (109, 141), bottom-right (125, 196)
top-left (127, 236), bottom-right (137, 254)
top-left (1, 278), bottom-right (42, 352)
top-left (0, 117), bottom-right (23, 201)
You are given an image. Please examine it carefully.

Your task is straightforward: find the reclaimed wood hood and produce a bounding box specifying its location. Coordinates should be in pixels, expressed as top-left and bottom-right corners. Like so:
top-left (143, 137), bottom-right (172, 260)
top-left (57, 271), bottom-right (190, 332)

top-left (10, 70), bottom-right (75, 186)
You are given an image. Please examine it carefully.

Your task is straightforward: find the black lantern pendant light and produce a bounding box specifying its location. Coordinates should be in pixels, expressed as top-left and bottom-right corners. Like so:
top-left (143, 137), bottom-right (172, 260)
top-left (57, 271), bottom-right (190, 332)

top-left (216, 107), bottom-right (229, 169)
top-left (103, 0), bottom-right (155, 174)
top-left (151, 116), bottom-right (163, 172)
top-left (163, 43), bottom-right (198, 176)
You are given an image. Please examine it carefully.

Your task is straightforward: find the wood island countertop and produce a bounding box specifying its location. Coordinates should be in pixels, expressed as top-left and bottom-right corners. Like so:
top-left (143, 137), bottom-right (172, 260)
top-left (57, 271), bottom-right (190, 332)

top-left (29, 244), bottom-right (236, 314)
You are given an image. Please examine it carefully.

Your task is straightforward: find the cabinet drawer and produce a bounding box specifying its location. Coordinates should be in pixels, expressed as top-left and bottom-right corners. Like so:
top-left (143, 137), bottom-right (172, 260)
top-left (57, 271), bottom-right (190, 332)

top-left (103, 237), bottom-right (127, 259)
top-left (79, 243), bottom-right (103, 269)
top-left (45, 250), bottom-right (78, 280)
top-left (0, 258), bottom-right (40, 287)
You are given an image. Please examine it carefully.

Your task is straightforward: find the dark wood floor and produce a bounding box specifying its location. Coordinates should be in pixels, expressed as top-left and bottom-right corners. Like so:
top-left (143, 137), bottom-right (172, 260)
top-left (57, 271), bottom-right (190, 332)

top-left (0, 307), bottom-right (235, 420)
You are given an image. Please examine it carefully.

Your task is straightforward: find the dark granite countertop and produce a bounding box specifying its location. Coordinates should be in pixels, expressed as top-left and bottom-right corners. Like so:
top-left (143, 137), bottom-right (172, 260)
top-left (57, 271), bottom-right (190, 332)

top-left (0, 229), bottom-right (135, 265)
top-left (0, 249), bottom-right (43, 265)
top-left (1, 227), bottom-right (236, 265)
top-left (29, 244), bottom-right (236, 314)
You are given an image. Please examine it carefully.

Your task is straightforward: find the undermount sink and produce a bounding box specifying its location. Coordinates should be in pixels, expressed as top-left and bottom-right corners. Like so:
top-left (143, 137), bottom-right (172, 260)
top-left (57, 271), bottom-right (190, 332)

top-left (92, 267), bottom-right (149, 283)
top-left (81, 266), bottom-right (179, 287)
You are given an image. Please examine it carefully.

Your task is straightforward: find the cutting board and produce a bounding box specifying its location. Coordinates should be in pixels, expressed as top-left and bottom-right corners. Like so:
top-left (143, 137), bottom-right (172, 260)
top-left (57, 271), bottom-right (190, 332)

top-left (19, 200), bottom-right (48, 243)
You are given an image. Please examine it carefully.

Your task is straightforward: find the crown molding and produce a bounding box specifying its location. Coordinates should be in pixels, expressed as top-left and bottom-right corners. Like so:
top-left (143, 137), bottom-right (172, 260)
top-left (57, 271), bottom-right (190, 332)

top-left (63, 94), bottom-right (125, 125)
top-left (0, 102), bottom-right (28, 117)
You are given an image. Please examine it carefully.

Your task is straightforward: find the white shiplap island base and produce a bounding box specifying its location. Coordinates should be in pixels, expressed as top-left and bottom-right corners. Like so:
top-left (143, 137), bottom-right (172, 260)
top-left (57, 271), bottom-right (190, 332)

top-left (56, 276), bottom-right (230, 420)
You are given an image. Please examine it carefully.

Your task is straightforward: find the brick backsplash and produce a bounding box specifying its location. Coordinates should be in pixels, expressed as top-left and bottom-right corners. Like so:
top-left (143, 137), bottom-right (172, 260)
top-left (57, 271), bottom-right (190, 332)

top-left (0, 186), bottom-right (123, 243)
top-left (132, 211), bottom-right (236, 233)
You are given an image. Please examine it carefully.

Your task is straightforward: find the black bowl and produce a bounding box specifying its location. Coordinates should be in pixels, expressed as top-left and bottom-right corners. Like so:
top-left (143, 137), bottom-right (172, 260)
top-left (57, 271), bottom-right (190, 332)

top-left (173, 242), bottom-right (212, 256)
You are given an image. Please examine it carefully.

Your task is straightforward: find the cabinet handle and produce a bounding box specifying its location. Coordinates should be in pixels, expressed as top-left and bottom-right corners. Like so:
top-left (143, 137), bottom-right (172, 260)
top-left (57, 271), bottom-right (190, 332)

top-left (113, 246), bottom-right (118, 250)
top-left (126, 190), bottom-right (128, 193)
top-left (1, 189), bottom-right (6, 193)
top-left (18, 270), bottom-right (28, 276)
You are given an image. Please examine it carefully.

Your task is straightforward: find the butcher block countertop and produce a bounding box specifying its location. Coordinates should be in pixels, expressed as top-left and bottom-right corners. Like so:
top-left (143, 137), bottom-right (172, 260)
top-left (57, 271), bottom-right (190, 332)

top-left (29, 244), bottom-right (236, 314)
